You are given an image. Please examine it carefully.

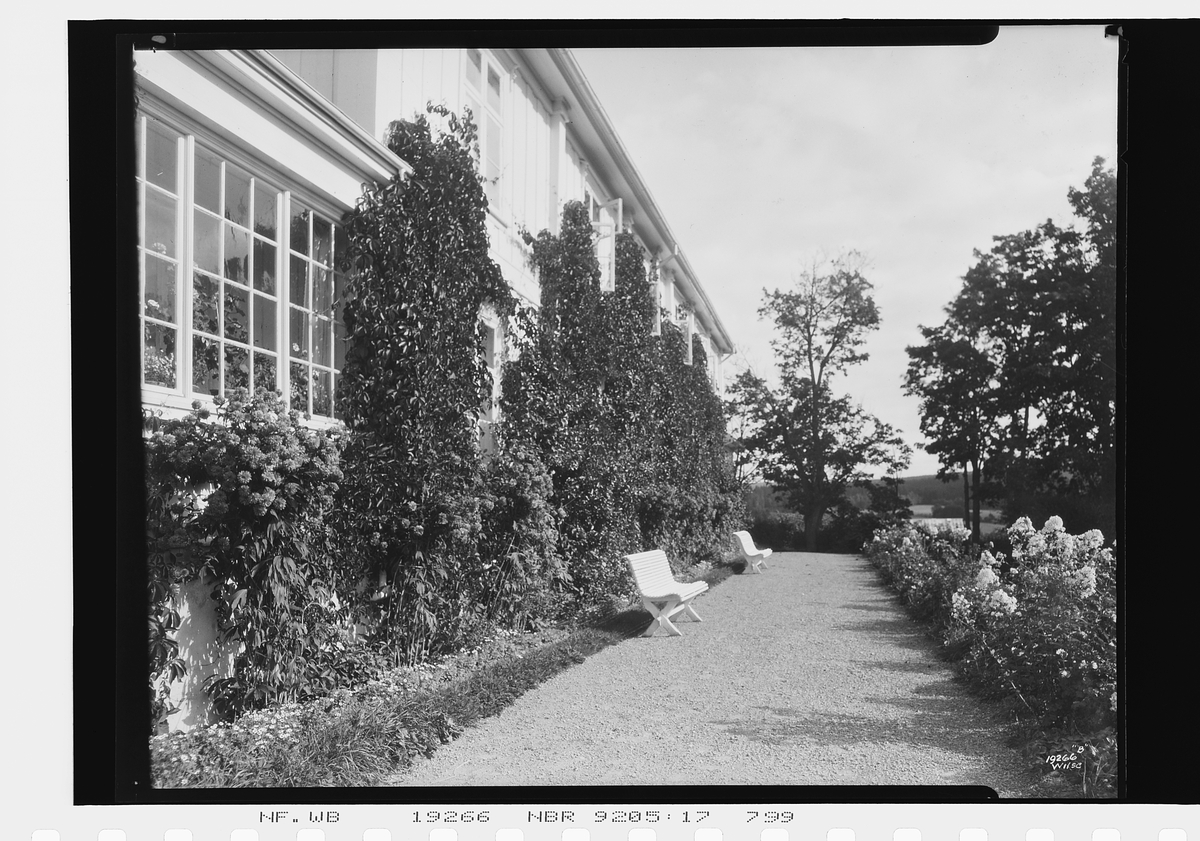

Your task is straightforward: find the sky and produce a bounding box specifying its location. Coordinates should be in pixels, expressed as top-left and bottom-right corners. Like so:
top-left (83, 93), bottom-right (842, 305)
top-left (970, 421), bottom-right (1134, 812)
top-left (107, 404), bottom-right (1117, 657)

top-left (574, 26), bottom-right (1118, 477)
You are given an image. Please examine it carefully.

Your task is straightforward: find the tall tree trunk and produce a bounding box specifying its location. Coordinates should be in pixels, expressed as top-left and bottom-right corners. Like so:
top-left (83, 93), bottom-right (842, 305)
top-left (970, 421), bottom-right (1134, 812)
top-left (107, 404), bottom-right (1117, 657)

top-left (970, 457), bottom-right (982, 543)
top-left (962, 466), bottom-right (970, 531)
top-left (804, 502), bottom-right (824, 551)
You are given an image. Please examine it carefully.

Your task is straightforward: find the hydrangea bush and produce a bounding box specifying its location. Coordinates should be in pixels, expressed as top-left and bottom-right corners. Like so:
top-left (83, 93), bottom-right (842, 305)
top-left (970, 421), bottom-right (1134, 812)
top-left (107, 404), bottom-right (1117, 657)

top-left (865, 519), bottom-right (976, 625)
top-left (145, 388), bottom-right (350, 724)
top-left (865, 516), bottom-right (1117, 796)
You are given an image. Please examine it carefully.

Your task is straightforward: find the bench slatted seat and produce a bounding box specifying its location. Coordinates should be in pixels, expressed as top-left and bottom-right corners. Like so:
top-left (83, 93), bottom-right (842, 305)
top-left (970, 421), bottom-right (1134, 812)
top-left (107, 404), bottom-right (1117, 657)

top-left (625, 549), bottom-right (709, 637)
top-left (733, 530), bottom-right (771, 574)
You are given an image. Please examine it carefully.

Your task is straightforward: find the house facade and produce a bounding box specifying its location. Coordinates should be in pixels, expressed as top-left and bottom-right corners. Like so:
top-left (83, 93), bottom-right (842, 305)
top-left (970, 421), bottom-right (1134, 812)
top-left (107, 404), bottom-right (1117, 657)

top-left (135, 47), bottom-right (733, 429)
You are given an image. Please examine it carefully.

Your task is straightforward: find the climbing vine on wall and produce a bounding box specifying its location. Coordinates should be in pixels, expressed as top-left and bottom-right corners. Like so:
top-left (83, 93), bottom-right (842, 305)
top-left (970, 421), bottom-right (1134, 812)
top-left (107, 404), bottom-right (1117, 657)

top-left (333, 104), bottom-right (521, 663)
top-left (501, 201), bottom-right (745, 613)
top-left (147, 111), bottom-right (744, 730)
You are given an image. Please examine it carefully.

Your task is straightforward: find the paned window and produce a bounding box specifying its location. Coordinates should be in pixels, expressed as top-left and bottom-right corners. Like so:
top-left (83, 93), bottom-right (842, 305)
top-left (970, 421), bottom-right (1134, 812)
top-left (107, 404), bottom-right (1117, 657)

top-left (190, 145), bottom-right (281, 400)
top-left (464, 48), bottom-right (503, 212)
top-left (477, 319), bottom-right (502, 453)
top-left (288, 203), bottom-right (349, 419)
top-left (136, 111), bottom-right (348, 421)
top-left (587, 194), bottom-right (621, 294)
top-left (138, 118), bottom-right (184, 390)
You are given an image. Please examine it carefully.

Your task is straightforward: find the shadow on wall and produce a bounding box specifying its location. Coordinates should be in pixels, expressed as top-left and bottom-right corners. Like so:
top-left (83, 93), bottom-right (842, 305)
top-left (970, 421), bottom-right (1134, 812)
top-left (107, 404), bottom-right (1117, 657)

top-left (165, 577), bottom-right (240, 733)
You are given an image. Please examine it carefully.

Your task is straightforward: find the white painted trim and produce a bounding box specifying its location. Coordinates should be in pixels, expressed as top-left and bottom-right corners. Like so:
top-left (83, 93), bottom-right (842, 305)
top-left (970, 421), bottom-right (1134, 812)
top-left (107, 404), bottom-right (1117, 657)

top-left (135, 50), bottom-right (408, 214)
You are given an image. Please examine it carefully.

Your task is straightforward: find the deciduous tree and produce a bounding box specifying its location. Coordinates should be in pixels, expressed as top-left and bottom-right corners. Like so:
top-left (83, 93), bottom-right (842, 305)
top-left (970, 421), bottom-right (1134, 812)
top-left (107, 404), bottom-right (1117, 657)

top-left (906, 157), bottom-right (1117, 536)
top-left (730, 253), bottom-right (911, 550)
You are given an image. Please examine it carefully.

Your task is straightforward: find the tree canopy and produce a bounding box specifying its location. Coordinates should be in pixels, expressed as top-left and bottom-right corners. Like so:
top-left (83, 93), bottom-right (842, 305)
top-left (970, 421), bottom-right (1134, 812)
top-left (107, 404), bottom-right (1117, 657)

top-left (730, 252), bottom-right (911, 551)
top-left (905, 157), bottom-right (1118, 538)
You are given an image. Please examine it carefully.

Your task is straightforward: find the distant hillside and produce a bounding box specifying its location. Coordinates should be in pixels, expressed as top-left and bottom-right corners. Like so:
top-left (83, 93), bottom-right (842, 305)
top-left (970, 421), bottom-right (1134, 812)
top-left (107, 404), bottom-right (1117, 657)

top-left (893, 474), bottom-right (964, 506)
top-left (746, 474), bottom-right (996, 513)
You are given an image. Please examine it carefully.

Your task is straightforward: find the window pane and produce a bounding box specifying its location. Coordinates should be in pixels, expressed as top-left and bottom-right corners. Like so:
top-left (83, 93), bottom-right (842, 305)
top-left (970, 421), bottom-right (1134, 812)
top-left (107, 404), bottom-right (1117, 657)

top-left (487, 66), bottom-right (501, 112)
top-left (144, 188), bottom-right (177, 259)
top-left (313, 370), bottom-right (332, 417)
top-left (192, 335), bottom-right (220, 395)
top-left (224, 224), bottom-right (249, 283)
top-left (145, 121), bottom-right (178, 192)
top-left (333, 271), bottom-right (346, 319)
top-left (253, 238), bottom-right (277, 294)
top-left (255, 182), bottom-right (277, 239)
top-left (195, 148), bottom-right (221, 213)
top-left (334, 318), bottom-right (346, 370)
top-left (291, 203), bottom-right (310, 255)
top-left (224, 284), bottom-right (249, 343)
top-left (466, 48), bottom-right (482, 89)
top-left (225, 345), bottom-right (250, 393)
top-left (225, 165), bottom-right (251, 227)
top-left (254, 352), bottom-right (277, 393)
top-left (290, 307), bottom-right (309, 360)
top-left (290, 255), bottom-right (309, 308)
top-left (313, 266), bottom-right (331, 315)
top-left (313, 216), bottom-right (332, 266)
top-left (143, 323), bottom-right (177, 388)
top-left (135, 117), bottom-right (143, 180)
top-left (290, 362), bottom-right (309, 413)
top-left (253, 294), bottom-right (277, 350)
top-left (334, 225), bottom-right (350, 273)
top-left (192, 273), bottom-right (220, 335)
top-left (143, 254), bottom-right (176, 323)
top-left (193, 210), bottom-right (220, 275)
top-left (313, 316), bottom-right (331, 366)
top-left (487, 115), bottom-right (501, 173)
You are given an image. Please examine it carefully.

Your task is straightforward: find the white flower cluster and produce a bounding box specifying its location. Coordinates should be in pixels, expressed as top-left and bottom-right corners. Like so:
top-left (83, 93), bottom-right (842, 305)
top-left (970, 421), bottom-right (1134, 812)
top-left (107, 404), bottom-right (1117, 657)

top-left (975, 565), bottom-right (999, 589)
top-left (986, 589), bottom-right (1018, 615)
top-left (951, 591), bottom-right (974, 624)
top-left (1066, 564), bottom-right (1098, 598)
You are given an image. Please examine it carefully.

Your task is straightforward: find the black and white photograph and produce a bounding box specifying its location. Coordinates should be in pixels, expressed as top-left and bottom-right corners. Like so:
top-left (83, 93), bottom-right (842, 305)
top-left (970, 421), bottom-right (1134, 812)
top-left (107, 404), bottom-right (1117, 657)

top-left (112, 22), bottom-right (1122, 803)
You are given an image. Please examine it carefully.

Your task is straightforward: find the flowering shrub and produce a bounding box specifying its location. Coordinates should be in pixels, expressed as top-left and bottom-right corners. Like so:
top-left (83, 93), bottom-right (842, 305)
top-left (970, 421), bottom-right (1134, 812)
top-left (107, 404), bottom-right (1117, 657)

top-left (866, 516), bottom-right (1117, 796)
top-left (866, 519), bottom-right (975, 624)
top-left (145, 388), bottom-right (348, 725)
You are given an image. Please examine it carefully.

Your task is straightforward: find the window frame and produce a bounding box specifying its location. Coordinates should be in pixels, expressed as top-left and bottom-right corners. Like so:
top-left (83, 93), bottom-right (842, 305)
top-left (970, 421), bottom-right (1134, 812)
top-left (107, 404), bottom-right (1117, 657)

top-left (135, 106), bottom-right (350, 427)
top-left (463, 48), bottom-right (506, 223)
top-left (476, 310), bottom-right (504, 453)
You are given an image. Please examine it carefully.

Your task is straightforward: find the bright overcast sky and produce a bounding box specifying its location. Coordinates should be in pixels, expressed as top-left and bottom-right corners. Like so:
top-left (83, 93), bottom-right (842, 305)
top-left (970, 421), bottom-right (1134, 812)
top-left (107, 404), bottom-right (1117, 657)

top-left (574, 25), bottom-right (1118, 477)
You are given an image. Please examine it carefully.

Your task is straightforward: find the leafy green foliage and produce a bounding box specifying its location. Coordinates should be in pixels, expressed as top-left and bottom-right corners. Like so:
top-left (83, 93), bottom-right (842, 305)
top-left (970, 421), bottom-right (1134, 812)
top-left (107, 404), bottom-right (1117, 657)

top-left (333, 105), bottom-right (518, 664)
top-left (145, 389), bottom-right (349, 724)
top-left (905, 158), bottom-right (1117, 537)
top-left (501, 201), bottom-right (744, 609)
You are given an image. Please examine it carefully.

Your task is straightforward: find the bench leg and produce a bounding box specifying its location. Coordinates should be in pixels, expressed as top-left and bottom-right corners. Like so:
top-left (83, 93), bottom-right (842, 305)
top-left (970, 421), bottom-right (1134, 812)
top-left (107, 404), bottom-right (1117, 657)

top-left (642, 597), bottom-right (684, 637)
top-left (682, 603), bottom-right (703, 622)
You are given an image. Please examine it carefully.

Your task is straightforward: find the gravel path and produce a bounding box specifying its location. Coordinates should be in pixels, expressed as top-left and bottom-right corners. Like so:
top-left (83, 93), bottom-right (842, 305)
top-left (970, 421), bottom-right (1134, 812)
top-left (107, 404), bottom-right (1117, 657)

top-left (386, 552), bottom-right (1037, 793)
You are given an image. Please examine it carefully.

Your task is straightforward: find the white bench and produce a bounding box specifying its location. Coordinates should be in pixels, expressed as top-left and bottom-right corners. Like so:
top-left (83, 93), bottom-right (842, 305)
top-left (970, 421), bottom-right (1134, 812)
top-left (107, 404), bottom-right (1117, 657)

top-left (625, 549), bottom-right (709, 637)
top-left (733, 530), bottom-right (771, 573)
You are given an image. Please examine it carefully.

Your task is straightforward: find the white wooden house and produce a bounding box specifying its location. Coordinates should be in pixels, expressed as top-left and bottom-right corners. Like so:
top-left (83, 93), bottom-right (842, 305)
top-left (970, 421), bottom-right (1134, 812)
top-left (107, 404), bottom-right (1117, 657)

top-left (135, 47), bottom-right (734, 429)
top-left (135, 46), bottom-right (735, 732)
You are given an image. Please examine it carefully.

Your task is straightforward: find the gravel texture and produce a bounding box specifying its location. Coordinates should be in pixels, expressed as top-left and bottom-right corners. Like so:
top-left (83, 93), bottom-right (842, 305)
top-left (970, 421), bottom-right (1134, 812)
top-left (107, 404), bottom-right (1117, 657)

top-left (385, 552), bottom-right (1039, 794)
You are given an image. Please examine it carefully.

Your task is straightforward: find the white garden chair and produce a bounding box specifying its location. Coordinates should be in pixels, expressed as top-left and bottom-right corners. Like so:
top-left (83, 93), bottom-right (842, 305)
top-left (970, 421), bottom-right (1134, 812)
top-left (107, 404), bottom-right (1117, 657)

top-left (733, 530), bottom-right (771, 573)
top-left (625, 549), bottom-right (708, 637)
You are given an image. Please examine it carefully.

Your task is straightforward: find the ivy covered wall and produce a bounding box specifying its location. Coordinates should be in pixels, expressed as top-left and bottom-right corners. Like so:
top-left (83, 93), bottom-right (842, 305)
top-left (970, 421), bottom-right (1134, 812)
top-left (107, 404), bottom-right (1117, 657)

top-left (146, 108), bottom-right (742, 730)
